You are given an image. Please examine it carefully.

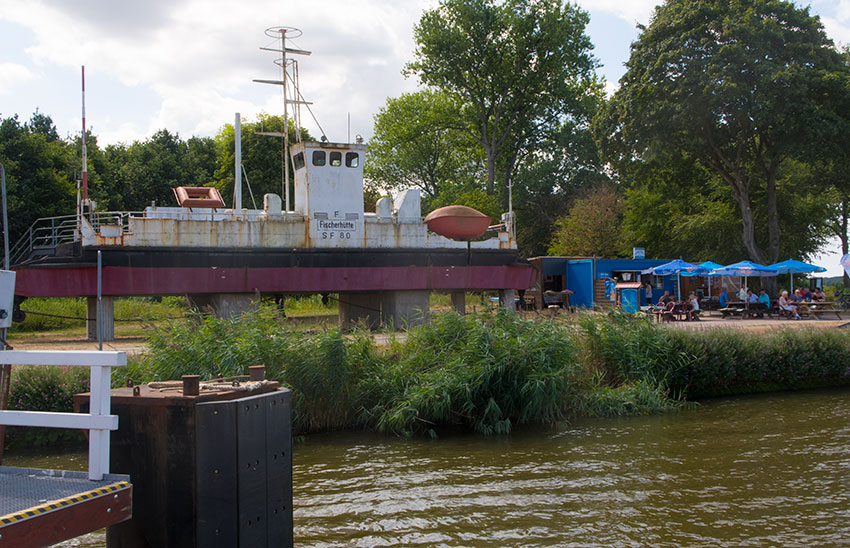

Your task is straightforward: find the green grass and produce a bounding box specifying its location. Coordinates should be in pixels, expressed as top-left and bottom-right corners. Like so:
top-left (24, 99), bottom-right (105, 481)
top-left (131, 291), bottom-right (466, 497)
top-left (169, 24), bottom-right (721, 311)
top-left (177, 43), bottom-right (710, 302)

top-left (278, 294), bottom-right (338, 317)
top-left (12, 297), bottom-right (186, 332)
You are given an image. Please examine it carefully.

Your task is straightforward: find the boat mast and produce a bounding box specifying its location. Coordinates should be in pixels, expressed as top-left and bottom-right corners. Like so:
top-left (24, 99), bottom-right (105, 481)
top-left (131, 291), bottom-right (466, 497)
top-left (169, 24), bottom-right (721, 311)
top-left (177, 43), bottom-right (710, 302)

top-left (81, 65), bottom-right (88, 231)
top-left (255, 27), bottom-right (311, 212)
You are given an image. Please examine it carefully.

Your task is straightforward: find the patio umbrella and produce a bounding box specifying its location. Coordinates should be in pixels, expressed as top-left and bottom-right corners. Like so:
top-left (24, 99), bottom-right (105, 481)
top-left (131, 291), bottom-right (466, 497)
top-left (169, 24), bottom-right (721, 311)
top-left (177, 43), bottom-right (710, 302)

top-left (842, 254), bottom-right (850, 278)
top-left (709, 261), bottom-right (777, 296)
top-left (681, 261), bottom-right (725, 297)
top-left (768, 259), bottom-right (827, 294)
top-left (650, 259), bottom-right (709, 301)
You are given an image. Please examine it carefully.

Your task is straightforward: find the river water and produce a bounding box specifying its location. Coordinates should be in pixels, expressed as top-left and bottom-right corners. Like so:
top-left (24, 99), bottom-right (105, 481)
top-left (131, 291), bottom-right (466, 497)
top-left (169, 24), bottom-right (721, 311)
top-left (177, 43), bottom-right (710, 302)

top-left (5, 388), bottom-right (850, 547)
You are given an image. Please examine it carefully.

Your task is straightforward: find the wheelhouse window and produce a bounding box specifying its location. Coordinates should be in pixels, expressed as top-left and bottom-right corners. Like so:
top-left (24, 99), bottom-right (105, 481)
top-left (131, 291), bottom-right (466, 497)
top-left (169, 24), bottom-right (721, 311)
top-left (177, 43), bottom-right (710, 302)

top-left (345, 152), bottom-right (360, 168)
top-left (330, 151), bottom-right (342, 166)
top-left (312, 151), bottom-right (326, 166)
top-left (293, 152), bottom-right (305, 170)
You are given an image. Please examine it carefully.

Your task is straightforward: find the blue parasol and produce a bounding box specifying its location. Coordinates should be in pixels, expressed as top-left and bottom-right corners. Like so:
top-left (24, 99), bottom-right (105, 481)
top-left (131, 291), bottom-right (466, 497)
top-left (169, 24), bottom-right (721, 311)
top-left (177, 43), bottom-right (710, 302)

top-left (681, 261), bottom-right (726, 298)
top-left (710, 261), bottom-right (777, 295)
top-left (650, 260), bottom-right (709, 300)
top-left (768, 259), bottom-right (826, 294)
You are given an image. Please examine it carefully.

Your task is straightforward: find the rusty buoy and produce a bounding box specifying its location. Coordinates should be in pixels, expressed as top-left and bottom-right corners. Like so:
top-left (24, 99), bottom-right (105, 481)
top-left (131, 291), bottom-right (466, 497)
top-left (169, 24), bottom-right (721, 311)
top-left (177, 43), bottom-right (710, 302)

top-left (424, 205), bottom-right (492, 241)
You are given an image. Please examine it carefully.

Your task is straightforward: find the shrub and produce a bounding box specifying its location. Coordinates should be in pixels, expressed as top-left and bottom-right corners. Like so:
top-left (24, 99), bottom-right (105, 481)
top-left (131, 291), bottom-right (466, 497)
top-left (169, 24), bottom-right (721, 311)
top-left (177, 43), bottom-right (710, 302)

top-left (6, 365), bottom-right (90, 447)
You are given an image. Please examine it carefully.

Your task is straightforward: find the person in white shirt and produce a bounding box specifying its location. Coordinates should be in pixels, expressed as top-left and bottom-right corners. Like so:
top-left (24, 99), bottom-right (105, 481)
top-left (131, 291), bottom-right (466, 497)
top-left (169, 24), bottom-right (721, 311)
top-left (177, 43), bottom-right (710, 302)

top-left (779, 290), bottom-right (800, 320)
top-left (687, 292), bottom-right (700, 321)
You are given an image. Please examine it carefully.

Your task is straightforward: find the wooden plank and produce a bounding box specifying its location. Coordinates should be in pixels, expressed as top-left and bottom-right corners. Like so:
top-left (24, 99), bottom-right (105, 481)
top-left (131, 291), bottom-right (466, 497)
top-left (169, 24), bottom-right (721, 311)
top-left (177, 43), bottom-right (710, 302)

top-left (0, 350), bottom-right (126, 367)
top-left (0, 484), bottom-right (131, 548)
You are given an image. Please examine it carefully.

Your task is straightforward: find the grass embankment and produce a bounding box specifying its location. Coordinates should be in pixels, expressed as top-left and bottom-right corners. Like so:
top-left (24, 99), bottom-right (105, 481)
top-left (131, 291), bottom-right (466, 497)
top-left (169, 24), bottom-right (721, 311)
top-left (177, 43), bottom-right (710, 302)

top-left (8, 307), bottom-right (850, 441)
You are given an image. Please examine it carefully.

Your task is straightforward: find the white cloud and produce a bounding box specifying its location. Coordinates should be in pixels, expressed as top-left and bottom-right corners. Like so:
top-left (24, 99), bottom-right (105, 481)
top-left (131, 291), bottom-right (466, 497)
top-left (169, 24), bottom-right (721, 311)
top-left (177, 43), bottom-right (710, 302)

top-left (0, 63), bottom-right (35, 95)
top-left (578, 0), bottom-right (659, 25)
top-left (0, 0), bottom-right (434, 143)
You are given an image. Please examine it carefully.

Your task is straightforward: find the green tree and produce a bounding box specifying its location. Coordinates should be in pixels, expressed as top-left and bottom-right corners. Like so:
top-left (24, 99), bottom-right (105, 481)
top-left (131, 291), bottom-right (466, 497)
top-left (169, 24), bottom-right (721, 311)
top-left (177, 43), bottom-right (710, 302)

top-left (0, 113), bottom-right (76, 244)
top-left (366, 89), bottom-right (482, 199)
top-left (512, 118), bottom-right (610, 257)
top-left (548, 186), bottom-right (624, 257)
top-left (595, 0), bottom-right (850, 266)
top-left (407, 0), bottom-right (601, 196)
top-left (214, 113), bottom-right (313, 209)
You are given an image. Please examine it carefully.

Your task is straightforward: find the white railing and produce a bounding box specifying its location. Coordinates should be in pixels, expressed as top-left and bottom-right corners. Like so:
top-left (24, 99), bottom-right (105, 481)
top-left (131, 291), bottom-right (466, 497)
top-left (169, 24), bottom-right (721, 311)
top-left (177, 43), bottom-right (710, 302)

top-left (0, 350), bottom-right (126, 480)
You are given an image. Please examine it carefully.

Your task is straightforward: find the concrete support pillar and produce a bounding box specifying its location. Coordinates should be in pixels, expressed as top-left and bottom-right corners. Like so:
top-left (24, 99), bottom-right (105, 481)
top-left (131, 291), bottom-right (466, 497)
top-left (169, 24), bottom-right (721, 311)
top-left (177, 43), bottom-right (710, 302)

top-left (338, 292), bottom-right (382, 330)
top-left (187, 294), bottom-right (257, 319)
top-left (380, 290), bottom-right (430, 329)
top-left (339, 290), bottom-right (431, 330)
top-left (499, 289), bottom-right (516, 314)
top-left (87, 296), bottom-right (115, 341)
top-left (450, 291), bottom-right (466, 315)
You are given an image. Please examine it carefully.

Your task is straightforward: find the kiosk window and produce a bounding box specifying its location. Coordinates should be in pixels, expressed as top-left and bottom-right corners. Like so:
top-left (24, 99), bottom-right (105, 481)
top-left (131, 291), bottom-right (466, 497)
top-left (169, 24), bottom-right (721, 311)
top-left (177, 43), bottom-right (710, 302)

top-left (345, 152), bottom-right (360, 168)
top-left (312, 151), bottom-right (326, 166)
top-left (293, 152), bottom-right (305, 170)
top-left (330, 151), bottom-right (342, 166)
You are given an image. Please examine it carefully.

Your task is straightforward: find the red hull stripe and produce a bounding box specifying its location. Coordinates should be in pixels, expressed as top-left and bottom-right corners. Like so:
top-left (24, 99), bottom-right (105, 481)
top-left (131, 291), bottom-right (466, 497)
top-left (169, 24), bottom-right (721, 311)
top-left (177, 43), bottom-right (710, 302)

top-left (14, 265), bottom-right (536, 297)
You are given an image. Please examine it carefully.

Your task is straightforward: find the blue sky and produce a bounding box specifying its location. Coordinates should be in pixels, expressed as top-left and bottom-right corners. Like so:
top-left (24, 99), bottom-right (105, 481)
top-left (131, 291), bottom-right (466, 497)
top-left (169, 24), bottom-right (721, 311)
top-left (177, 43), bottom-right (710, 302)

top-left (1, 0), bottom-right (848, 273)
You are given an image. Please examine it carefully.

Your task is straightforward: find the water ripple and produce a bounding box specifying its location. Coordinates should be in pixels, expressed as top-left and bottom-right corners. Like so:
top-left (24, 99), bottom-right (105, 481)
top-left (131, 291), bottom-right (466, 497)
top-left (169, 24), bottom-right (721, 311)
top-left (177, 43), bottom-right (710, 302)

top-left (294, 388), bottom-right (850, 547)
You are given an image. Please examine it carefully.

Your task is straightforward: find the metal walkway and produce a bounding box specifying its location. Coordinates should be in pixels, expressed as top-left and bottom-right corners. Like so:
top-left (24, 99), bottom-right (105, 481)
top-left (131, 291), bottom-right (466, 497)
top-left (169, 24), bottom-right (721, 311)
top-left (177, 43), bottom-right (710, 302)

top-left (0, 466), bottom-right (132, 547)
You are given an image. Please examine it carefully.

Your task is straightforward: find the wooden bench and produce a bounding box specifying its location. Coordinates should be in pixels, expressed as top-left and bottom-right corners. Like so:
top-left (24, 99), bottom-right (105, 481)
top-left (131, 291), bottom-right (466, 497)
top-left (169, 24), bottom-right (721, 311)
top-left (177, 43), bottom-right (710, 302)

top-left (806, 302), bottom-right (843, 320)
top-left (720, 306), bottom-right (745, 319)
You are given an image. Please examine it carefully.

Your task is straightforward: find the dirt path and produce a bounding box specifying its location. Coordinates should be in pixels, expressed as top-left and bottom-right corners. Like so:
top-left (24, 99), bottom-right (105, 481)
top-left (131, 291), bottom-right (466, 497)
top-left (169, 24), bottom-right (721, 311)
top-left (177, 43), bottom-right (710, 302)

top-left (6, 334), bottom-right (148, 354)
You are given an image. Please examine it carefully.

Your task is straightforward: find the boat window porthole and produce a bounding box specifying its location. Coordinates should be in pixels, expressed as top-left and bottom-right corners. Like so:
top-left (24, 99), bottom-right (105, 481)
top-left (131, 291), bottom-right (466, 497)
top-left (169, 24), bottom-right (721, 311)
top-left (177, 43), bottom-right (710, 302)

top-left (293, 152), bottom-right (305, 170)
top-left (330, 151), bottom-right (342, 167)
top-left (312, 150), bottom-right (326, 166)
top-left (345, 152), bottom-right (359, 168)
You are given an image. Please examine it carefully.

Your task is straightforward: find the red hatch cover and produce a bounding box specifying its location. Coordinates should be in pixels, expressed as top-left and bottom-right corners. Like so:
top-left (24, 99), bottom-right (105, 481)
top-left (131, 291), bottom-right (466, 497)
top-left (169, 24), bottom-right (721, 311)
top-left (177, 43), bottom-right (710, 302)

top-left (173, 186), bottom-right (226, 208)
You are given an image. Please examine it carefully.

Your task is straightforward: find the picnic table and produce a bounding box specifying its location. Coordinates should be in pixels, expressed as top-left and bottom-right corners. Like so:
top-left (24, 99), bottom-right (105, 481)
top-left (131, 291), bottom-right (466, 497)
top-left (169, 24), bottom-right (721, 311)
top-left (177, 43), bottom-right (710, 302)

top-left (647, 302), bottom-right (700, 322)
top-left (798, 301), bottom-right (843, 320)
top-left (720, 301), bottom-right (770, 319)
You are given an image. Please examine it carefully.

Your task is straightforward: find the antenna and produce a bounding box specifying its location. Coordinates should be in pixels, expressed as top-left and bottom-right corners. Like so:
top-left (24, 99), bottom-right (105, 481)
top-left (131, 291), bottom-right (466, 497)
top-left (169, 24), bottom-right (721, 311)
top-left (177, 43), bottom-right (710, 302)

top-left (81, 66), bottom-right (88, 206)
top-left (254, 27), bottom-right (311, 212)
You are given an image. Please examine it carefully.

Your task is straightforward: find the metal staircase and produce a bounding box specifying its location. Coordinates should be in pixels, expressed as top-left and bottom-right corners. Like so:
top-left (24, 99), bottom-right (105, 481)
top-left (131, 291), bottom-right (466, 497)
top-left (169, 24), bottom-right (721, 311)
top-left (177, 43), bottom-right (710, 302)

top-left (7, 212), bottom-right (138, 265)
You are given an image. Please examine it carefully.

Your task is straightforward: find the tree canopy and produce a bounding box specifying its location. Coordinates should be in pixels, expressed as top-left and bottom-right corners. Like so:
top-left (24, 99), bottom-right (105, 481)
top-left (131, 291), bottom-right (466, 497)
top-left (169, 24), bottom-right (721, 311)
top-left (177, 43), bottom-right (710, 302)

top-left (407, 0), bottom-right (602, 196)
top-left (595, 0), bottom-right (850, 265)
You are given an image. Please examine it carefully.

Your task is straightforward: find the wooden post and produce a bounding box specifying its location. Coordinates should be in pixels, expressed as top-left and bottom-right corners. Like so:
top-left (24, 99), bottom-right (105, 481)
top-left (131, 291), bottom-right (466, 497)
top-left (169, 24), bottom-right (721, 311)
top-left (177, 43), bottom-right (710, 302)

top-left (0, 362), bottom-right (10, 463)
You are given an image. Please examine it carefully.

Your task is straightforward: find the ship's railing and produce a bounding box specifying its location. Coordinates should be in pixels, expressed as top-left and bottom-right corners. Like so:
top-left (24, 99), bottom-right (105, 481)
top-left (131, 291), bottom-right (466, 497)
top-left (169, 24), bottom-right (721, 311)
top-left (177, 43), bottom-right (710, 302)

top-left (0, 350), bottom-right (126, 480)
top-left (8, 212), bottom-right (141, 265)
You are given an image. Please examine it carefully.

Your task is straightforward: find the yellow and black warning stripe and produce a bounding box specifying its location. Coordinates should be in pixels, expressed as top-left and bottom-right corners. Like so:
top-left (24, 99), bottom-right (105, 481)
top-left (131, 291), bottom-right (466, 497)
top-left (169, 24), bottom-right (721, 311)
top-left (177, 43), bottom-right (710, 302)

top-left (0, 481), bottom-right (130, 527)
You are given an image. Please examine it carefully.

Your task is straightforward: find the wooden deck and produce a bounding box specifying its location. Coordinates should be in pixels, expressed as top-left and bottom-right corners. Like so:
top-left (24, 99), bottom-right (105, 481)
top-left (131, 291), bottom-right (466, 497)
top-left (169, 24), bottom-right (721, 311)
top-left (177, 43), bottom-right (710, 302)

top-left (0, 466), bottom-right (131, 547)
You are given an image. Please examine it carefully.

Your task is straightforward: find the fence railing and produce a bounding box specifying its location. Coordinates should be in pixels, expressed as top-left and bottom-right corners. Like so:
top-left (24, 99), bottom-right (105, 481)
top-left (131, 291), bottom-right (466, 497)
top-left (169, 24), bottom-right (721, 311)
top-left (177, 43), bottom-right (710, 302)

top-left (8, 212), bottom-right (141, 266)
top-left (0, 350), bottom-right (126, 480)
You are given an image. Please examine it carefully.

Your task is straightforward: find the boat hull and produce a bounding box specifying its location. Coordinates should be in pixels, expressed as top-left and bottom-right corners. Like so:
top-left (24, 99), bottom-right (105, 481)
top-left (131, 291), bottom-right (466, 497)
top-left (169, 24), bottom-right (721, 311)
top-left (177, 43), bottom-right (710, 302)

top-left (13, 247), bottom-right (536, 297)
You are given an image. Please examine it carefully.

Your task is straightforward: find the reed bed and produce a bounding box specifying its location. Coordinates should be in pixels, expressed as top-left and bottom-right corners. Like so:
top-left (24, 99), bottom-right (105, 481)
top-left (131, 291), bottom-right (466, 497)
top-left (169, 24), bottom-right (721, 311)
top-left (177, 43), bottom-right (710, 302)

top-left (11, 307), bottom-right (850, 437)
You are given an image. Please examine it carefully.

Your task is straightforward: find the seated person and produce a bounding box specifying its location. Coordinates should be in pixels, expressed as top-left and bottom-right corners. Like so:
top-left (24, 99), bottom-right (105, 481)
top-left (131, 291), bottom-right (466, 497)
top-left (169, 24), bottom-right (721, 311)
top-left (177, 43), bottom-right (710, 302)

top-left (756, 289), bottom-right (770, 317)
top-left (745, 288), bottom-right (758, 316)
top-left (686, 292), bottom-right (700, 321)
top-left (779, 290), bottom-right (801, 320)
top-left (812, 288), bottom-right (826, 302)
top-left (718, 287), bottom-right (729, 308)
top-left (657, 290), bottom-right (674, 305)
top-left (738, 286), bottom-right (748, 301)
top-left (799, 287), bottom-right (813, 302)
top-left (792, 288), bottom-right (803, 302)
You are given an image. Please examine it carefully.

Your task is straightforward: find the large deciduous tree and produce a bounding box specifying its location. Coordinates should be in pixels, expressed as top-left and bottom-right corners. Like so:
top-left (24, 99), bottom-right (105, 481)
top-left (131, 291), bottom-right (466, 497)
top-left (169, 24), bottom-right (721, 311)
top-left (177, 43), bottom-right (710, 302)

top-left (407, 0), bottom-right (601, 196)
top-left (366, 89), bottom-right (482, 199)
top-left (595, 0), bottom-right (850, 266)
